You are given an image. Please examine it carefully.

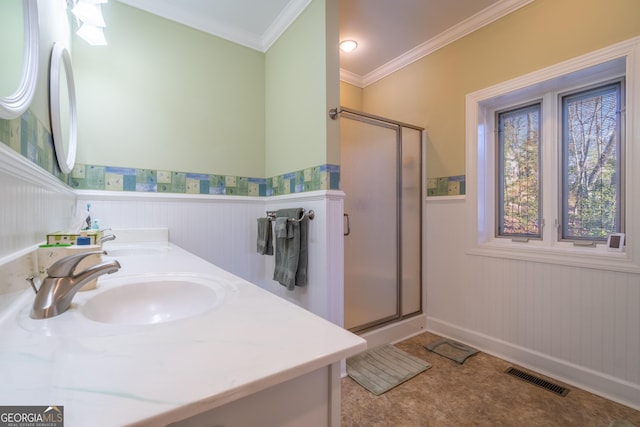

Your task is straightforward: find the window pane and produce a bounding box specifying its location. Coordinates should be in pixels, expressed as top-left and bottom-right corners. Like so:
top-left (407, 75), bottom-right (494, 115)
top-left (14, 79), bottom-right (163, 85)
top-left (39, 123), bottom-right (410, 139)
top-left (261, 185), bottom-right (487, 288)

top-left (562, 83), bottom-right (621, 240)
top-left (498, 104), bottom-right (541, 237)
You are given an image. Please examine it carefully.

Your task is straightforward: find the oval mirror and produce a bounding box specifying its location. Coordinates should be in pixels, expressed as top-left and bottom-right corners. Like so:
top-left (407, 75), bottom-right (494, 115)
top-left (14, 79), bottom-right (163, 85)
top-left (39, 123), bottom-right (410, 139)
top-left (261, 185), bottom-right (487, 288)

top-left (0, 0), bottom-right (39, 119)
top-left (50, 43), bottom-right (78, 174)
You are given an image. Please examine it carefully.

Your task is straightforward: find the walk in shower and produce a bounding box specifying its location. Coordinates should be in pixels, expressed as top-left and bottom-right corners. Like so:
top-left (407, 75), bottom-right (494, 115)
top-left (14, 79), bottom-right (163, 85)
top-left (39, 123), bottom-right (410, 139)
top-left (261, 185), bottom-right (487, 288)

top-left (332, 107), bottom-right (424, 333)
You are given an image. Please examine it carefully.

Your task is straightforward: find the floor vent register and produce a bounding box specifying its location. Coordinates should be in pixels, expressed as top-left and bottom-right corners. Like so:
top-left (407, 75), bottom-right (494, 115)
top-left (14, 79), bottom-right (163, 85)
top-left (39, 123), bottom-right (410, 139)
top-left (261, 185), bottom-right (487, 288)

top-left (505, 367), bottom-right (570, 397)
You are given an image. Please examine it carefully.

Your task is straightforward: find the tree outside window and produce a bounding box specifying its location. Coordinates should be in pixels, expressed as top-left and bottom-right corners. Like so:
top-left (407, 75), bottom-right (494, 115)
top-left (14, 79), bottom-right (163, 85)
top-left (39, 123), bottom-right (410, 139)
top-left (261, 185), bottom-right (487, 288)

top-left (562, 82), bottom-right (622, 241)
top-left (498, 104), bottom-right (541, 238)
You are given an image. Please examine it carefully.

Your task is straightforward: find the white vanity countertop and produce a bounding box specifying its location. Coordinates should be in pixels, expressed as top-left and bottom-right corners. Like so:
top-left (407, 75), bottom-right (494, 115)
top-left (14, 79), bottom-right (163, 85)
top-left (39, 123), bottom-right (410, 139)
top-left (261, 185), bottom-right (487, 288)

top-left (0, 239), bottom-right (366, 426)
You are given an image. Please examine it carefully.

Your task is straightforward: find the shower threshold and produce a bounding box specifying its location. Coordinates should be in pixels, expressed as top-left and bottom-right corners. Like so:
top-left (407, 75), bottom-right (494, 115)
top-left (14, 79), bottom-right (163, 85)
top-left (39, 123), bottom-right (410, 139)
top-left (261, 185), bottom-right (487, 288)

top-left (357, 313), bottom-right (426, 349)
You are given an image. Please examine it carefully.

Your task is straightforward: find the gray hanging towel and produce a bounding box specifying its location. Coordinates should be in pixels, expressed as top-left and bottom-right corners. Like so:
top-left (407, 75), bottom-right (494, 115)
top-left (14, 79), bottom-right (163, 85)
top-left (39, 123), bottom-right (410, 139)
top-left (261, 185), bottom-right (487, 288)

top-left (273, 208), bottom-right (308, 290)
top-left (274, 216), bottom-right (290, 238)
top-left (256, 217), bottom-right (273, 255)
top-left (295, 214), bottom-right (309, 286)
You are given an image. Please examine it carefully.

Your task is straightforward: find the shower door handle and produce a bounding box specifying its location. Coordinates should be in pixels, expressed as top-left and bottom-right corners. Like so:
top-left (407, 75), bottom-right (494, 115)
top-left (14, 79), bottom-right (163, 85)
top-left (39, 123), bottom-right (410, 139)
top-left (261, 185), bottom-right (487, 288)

top-left (344, 213), bottom-right (351, 236)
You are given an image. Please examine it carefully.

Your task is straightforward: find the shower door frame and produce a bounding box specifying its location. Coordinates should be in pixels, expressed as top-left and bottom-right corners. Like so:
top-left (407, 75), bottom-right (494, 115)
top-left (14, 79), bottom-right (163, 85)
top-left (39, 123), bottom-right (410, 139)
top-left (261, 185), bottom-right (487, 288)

top-left (338, 107), bottom-right (425, 334)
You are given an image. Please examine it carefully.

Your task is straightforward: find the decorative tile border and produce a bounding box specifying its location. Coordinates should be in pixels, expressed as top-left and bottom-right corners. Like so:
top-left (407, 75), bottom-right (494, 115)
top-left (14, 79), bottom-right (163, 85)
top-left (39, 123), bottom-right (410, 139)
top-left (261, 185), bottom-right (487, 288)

top-left (427, 175), bottom-right (465, 196)
top-left (270, 164), bottom-right (340, 196)
top-left (70, 163), bottom-right (341, 196)
top-left (0, 110), bottom-right (66, 181)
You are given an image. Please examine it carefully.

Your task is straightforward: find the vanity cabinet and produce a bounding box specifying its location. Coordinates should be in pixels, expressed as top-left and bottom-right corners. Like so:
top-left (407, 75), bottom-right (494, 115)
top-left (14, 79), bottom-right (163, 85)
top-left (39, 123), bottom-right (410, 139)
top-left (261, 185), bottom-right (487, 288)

top-left (0, 232), bottom-right (365, 427)
top-left (170, 364), bottom-right (340, 427)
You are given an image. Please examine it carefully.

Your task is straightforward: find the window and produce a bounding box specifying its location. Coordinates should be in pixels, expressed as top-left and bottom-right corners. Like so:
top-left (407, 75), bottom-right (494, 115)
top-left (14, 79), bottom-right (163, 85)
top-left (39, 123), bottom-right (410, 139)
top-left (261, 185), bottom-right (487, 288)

top-left (497, 103), bottom-right (541, 238)
top-left (466, 38), bottom-right (640, 273)
top-left (494, 82), bottom-right (624, 243)
top-left (561, 82), bottom-right (623, 241)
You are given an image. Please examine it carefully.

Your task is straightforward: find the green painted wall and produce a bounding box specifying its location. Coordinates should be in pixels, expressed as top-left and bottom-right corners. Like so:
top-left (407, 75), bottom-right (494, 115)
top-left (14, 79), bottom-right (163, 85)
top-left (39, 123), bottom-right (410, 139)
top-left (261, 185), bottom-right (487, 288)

top-left (265, 0), bottom-right (340, 177)
top-left (3, 0), bottom-right (340, 186)
top-left (74, 1), bottom-right (266, 178)
top-left (0, 1), bottom-right (24, 97)
top-left (360, 0), bottom-right (640, 178)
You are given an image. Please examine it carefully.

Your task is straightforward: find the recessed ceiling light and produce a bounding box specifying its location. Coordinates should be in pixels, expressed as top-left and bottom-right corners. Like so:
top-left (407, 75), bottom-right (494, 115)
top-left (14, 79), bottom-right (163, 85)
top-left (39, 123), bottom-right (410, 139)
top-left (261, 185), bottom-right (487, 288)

top-left (340, 40), bottom-right (358, 53)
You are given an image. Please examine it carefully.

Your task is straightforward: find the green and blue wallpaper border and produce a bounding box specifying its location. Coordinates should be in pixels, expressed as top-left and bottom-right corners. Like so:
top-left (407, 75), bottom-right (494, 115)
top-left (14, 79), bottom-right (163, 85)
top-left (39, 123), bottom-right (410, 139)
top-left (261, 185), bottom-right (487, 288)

top-left (69, 163), bottom-right (341, 196)
top-left (0, 110), bottom-right (67, 181)
top-left (427, 175), bottom-right (465, 196)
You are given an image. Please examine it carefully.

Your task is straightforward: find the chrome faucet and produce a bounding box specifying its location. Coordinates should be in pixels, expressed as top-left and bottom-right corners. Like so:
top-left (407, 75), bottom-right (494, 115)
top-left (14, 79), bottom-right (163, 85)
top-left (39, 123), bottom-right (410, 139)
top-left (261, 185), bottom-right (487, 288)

top-left (100, 233), bottom-right (116, 244)
top-left (28, 251), bottom-right (121, 319)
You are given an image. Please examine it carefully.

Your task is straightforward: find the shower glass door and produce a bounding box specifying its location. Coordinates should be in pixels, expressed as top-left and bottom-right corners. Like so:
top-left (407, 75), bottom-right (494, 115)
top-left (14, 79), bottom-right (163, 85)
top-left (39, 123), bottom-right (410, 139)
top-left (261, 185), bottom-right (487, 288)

top-left (400, 127), bottom-right (422, 316)
top-left (342, 115), bottom-right (400, 331)
top-left (341, 109), bottom-right (423, 333)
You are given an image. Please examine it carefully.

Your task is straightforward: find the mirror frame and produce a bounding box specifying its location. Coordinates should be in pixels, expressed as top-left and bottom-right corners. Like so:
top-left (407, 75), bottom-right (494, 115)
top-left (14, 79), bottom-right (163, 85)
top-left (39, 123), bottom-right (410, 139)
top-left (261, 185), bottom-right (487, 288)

top-left (50, 43), bottom-right (78, 174)
top-left (0, 0), bottom-right (39, 119)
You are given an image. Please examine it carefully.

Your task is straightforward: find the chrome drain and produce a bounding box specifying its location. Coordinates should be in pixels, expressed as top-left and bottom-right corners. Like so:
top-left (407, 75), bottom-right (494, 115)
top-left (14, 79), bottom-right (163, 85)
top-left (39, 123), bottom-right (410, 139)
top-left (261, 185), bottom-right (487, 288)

top-left (505, 367), bottom-right (570, 397)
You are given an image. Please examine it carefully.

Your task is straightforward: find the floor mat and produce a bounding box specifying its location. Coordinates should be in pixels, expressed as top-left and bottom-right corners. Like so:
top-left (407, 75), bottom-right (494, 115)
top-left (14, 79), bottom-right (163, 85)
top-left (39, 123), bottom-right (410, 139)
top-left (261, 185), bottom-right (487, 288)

top-left (346, 344), bottom-right (431, 395)
top-left (425, 339), bottom-right (479, 364)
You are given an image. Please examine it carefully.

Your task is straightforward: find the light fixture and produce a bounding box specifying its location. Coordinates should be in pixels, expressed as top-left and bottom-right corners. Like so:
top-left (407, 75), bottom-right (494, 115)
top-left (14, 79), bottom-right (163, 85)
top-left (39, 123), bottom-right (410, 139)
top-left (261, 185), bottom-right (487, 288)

top-left (340, 40), bottom-right (358, 53)
top-left (76, 24), bottom-right (107, 46)
top-left (69, 0), bottom-right (108, 46)
top-left (72, 2), bottom-right (105, 27)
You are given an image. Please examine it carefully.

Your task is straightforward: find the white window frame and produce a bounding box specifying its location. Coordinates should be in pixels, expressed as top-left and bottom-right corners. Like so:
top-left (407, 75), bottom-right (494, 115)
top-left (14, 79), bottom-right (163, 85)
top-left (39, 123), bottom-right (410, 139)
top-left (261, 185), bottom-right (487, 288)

top-left (466, 37), bottom-right (640, 273)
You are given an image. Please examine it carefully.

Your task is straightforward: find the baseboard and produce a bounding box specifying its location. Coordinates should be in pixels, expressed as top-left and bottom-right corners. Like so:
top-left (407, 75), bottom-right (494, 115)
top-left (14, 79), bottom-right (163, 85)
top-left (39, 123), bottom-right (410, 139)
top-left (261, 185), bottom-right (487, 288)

top-left (359, 314), bottom-right (427, 349)
top-left (427, 317), bottom-right (640, 411)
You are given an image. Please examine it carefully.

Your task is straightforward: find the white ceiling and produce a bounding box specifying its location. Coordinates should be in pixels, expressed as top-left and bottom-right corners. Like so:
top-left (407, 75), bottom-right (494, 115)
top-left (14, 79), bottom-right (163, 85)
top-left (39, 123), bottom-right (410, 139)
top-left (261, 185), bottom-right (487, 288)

top-left (116, 0), bottom-right (312, 51)
top-left (116, 0), bottom-right (533, 87)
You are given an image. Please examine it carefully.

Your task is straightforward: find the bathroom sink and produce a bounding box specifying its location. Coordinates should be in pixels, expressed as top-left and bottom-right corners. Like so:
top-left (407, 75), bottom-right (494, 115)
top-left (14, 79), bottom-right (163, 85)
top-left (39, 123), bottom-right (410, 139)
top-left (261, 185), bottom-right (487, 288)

top-left (81, 275), bottom-right (227, 325)
top-left (103, 245), bottom-right (170, 257)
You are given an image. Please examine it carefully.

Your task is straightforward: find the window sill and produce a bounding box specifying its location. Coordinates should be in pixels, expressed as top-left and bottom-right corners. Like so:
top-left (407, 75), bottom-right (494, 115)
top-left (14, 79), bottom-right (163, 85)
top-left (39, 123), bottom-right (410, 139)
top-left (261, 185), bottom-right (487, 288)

top-left (467, 239), bottom-right (639, 273)
top-left (426, 195), bottom-right (466, 202)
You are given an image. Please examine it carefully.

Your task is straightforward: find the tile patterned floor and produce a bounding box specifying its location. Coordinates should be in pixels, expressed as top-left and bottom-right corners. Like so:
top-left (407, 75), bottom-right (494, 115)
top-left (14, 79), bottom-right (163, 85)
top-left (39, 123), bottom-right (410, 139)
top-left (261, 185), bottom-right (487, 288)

top-left (341, 332), bottom-right (640, 427)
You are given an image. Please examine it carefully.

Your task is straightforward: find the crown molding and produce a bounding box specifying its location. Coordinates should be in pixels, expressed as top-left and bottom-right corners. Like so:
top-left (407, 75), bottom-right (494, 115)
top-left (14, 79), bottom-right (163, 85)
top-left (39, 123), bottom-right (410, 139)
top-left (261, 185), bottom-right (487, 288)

top-left (262, 0), bottom-right (312, 51)
top-left (117, 0), bottom-right (312, 52)
top-left (344, 0), bottom-right (535, 88)
top-left (339, 69), bottom-right (364, 88)
top-left (116, 0), bottom-right (263, 50)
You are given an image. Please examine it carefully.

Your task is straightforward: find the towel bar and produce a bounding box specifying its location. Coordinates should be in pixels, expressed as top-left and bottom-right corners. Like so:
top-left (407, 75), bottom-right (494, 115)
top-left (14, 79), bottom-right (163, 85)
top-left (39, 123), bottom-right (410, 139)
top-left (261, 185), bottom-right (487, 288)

top-left (266, 209), bottom-right (315, 222)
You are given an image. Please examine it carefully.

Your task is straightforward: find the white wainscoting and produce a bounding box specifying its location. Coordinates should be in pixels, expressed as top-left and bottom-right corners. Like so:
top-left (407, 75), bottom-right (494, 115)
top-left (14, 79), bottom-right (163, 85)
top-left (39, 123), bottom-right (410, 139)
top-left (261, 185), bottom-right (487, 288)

top-left (0, 145), bottom-right (77, 309)
top-left (76, 191), bottom-right (266, 285)
top-left (425, 197), bottom-right (640, 410)
top-left (75, 190), bottom-right (345, 325)
top-left (262, 191), bottom-right (345, 326)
